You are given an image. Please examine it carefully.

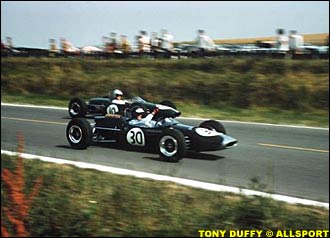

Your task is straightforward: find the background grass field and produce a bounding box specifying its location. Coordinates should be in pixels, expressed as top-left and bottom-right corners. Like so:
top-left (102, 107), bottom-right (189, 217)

top-left (1, 57), bottom-right (329, 126)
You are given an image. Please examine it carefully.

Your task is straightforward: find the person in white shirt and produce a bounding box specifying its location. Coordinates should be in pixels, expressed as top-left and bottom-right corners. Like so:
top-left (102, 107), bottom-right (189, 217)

top-left (150, 32), bottom-right (161, 53)
top-left (276, 28), bottom-right (289, 52)
top-left (120, 35), bottom-right (131, 55)
top-left (160, 29), bottom-right (174, 52)
top-left (195, 29), bottom-right (216, 52)
top-left (129, 107), bottom-right (159, 128)
top-left (139, 30), bottom-right (151, 53)
top-left (109, 32), bottom-right (118, 53)
top-left (289, 30), bottom-right (304, 54)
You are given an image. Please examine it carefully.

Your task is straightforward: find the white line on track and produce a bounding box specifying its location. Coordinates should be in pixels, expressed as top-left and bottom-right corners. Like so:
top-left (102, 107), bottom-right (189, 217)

top-left (2, 102), bottom-right (328, 130)
top-left (1, 102), bottom-right (67, 110)
top-left (1, 149), bottom-right (328, 210)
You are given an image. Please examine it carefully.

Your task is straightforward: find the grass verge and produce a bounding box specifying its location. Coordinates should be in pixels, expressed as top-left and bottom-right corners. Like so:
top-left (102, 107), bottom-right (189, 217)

top-left (1, 154), bottom-right (329, 237)
top-left (1, 93), bottom-right (329, 127)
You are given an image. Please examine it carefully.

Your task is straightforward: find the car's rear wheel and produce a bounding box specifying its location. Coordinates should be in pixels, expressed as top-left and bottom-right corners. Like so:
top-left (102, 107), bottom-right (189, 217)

top-left (68, 98), bottom-right (87, 118)
top-left (158, 129), bottom-right (186, 162)
top-left (66, 118), bottom-right (92, 149)
top-left (199, 120), bottom-right (226, 134)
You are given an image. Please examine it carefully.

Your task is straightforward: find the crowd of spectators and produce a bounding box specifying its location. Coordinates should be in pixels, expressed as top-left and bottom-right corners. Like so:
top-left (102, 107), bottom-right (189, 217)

top-left (1, 28), bottom-right (329, 59)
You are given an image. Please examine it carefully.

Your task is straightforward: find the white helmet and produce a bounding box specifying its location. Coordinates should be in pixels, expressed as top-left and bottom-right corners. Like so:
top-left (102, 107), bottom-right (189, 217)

top-left (132, 107), bottom-right (145, 119)
top-left (111, 89), bottom-right (123, 98)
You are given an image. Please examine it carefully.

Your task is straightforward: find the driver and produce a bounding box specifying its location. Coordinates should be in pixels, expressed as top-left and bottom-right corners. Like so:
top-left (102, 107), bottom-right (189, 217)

top-left (110, 89), bottom-right (126, 105)
top-left (129, 107), bottom-right (159, 128)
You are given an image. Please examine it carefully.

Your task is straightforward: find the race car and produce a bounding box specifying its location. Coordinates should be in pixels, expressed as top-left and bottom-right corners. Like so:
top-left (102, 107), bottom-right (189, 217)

top-left (66, 111), bottom-right (238, 162)
top-left (68, 96), bottom-right (179, 120)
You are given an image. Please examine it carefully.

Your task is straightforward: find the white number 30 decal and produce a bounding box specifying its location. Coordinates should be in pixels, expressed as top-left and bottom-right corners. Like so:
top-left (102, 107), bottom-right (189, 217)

top-left (126, 128), bottom-right (145, 146)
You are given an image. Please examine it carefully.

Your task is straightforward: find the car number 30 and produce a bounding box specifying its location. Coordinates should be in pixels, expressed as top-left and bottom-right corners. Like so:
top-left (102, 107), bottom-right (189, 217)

top-left (126, 128), bottom-right (145, 146)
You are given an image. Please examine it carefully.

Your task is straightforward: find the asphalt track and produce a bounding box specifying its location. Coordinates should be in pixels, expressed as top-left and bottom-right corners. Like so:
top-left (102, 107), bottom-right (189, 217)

top-left (1, 104), bottom-right (329, 203)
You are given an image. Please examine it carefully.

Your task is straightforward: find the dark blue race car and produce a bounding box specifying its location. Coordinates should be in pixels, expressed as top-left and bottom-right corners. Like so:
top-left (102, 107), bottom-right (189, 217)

top-left (68, 96), bottom-right (179, 120)
top-left (66, 112), bottom-right (238, 162)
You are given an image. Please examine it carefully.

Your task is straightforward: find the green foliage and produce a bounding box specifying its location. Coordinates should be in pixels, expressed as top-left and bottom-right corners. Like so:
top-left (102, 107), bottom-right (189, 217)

top-left (1, 57), bottom-right (329, 112)
top-left (1, 155), bottom-right (329, 237)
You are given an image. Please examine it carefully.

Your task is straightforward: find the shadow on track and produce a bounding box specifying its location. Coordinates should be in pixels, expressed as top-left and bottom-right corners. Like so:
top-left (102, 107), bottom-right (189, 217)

top-left (141, 151), bottom-right (224, 162)
top-left (56, 145), bottom-right (72, 149)
top-left (56, 143), bottom-right (225, 162)
top-left (186, 151), bottom-right (225, 160)
top-left (62, 115), bottom-right (96, 120)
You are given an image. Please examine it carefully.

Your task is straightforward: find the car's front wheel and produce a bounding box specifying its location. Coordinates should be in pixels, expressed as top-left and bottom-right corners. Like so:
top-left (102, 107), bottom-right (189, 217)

top-left (158, 129), bottom-right (186, 162)
top-left (199, 120), bottom-right (226, 134)
top-left (66, 118), bottom-right (92, 149)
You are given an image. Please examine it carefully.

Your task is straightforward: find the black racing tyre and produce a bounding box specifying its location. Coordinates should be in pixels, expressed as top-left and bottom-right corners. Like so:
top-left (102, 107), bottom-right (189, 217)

top-left (158, 129), bottom-right (186, 162)
top-left (66, 118), bottom-right (92, 149)
top-left (199, 120), bottom-right (226, 134)
top-left (68, 98), bottom-right (87, 118)
top-left (159, 100), bottom-right (177, 110)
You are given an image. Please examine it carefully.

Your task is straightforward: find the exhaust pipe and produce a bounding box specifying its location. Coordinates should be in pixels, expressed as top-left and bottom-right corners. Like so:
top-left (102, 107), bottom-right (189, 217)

top-left (221, 134), bottom-right (238, 149)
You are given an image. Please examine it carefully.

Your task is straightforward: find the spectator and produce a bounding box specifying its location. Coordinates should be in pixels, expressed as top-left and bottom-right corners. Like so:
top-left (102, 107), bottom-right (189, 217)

top-left (48, 39), bottom-right (57, 57)
top-left (120, 35), bottom-right (131, 55)
top-left (195, 29), bottom-right (216, 52)
top-left (1, 39), bottom-right (13, 56)
top-left (1, 40), bottom-right (8, 51)
top-left (60, 38), bottom-right (80, 54)
top-left (1, 39), bottom-right (11, 55)
top-left (289, 30), bottom-right (304, 54)
top-left (103, 36), bottom-right (111, 53)
top-left (150, 32), bottom-right (161, 53)
top-left (60, 38), bottom-right (69, 53)
top-left (160, 29), bottom-right (174, 52)
top-left (6, 37), bottom-right (13, 49)
top-left (276, 28), bottom-right (289, 52)
top-left (135, 35), bottom-right (142, 53)
top-left (138, 30), bottom-right (151, 53)
top-left (49, 39), bottom-right (57, 52)
top-left (109, 32), bottom-right (118, 53)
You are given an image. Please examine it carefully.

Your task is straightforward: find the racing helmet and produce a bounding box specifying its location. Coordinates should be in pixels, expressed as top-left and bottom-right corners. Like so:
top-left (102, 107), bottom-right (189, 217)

top-left (131, 107), bottom-right (145, 119)
top-left (111, 89), bottom-right (123, 98)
